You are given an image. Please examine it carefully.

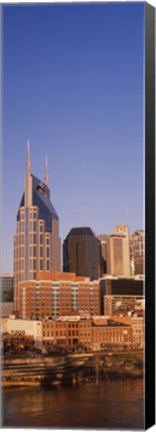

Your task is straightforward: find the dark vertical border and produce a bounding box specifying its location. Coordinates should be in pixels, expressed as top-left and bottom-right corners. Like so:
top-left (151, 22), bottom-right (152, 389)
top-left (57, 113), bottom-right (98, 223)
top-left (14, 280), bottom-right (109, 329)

top-left (145, 2), bottom-right (155, 429)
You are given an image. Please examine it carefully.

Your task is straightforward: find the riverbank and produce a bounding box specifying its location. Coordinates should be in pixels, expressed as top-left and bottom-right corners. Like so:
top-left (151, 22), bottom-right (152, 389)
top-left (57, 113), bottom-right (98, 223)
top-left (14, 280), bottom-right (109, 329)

top-left (2, 350), bottom-right (144, 388)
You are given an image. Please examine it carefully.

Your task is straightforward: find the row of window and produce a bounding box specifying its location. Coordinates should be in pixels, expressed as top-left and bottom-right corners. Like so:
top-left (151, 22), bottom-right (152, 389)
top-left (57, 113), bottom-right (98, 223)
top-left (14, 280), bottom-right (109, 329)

top-left (42, 330), bottom-right (90, 338)
top-left (93, 336), bottom-right (125, 342)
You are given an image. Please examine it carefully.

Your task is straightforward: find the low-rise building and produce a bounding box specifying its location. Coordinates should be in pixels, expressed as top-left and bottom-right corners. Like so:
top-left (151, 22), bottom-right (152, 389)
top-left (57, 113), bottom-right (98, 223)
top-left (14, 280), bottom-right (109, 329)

top-left (100, 276), bottom-right (144, 316)
top-left (2, 315), bottom-right (143, 350)
top-left (42, 317), bottom-right (92, 347)
top-left (104, 294), bottom-right (144, 317)
top-left (111, 316), bottom-right (144, 349)
top-left (1, 317), bottom-right (42, 341)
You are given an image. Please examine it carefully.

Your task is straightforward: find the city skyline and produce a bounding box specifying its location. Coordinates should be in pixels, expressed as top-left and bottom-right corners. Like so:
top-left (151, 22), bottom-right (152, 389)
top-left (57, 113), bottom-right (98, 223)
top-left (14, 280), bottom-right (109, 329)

top-left (2, 3), bottom-right (144, 274)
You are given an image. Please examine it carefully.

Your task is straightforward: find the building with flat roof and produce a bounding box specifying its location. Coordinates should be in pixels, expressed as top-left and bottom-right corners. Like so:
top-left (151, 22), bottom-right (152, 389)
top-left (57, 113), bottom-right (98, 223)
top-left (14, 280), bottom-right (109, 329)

top-left (98, 225), bottom-right (130, 277)
top-left (1, 317), bottom-right (42, 340)
top-left (63, 227), bottom-right (102, 280)
top-left (104, 294), bottom-right (144, 317)
top-left (14, 143), bottom-right (60, 311)
top-left (100, 277), bottom-right (144, 318)
top-left (0, 274), bottom-right (14, 302)
top-left (18, 272), bottom-right (100, 319)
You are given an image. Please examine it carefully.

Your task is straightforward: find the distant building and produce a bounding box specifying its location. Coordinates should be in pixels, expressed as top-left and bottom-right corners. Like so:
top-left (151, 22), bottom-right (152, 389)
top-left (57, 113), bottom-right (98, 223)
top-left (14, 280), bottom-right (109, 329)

top-left (97, 234), bottom-right (109, 274)
top-left (0, 274), bottom-right (14, 302)
top-left (129, 230), bottom-right (145, 275)
top-left (1, 302), bottom-right (14, 317)
top-left (98, 225), bottom-right (130, 277)
top-left (14, 143), bottom-right (60, 311)
top-left (63, 227), bottom-right (102, 280)
top-left (18, 271), bottom-right (101, 319)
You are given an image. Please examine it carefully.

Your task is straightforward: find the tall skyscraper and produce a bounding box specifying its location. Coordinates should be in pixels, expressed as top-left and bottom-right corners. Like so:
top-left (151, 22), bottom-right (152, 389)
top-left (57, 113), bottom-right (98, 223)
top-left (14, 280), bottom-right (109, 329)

top-left (14, 142), bottom-right (60, 311)
top-left (98, 225), bottom-right (130, 277)
top-left (114, 225), bottom-right (130, 276)
top-left (97, 234), bottom-right (109, 274)
top-left (63, 227), bottom-right (102, 280)
top-left (129, 230), bottom-right (145, 275)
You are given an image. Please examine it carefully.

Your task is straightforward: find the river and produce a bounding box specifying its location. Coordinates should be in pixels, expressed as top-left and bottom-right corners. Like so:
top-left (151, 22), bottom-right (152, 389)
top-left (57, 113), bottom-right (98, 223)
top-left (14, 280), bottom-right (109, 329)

top-left (2, 379), bottom-right (144, 429)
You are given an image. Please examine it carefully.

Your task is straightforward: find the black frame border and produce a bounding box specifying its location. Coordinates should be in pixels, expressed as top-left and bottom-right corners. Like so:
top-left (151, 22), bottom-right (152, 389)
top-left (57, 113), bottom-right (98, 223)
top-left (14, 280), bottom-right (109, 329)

top-left (145, 2), bottom-right (155, 429)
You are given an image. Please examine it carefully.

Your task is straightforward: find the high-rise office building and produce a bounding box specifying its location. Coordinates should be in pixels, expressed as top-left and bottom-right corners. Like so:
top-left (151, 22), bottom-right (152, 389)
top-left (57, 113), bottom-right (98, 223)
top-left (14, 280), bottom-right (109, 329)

top-left (113, 225), bottom-right (130, 276)
top-left (63, 227), bottom-right (102, 280)
top-left (0, 274), bottom-right (14, 302)
top-left (98, 225), bottom-right (130, 277)
top-left (129, 230), bottom-right (145, 275)
top-left (14, 142), bottom-right (60, 311)
top-left (97, 234), bottom-right (109, 274)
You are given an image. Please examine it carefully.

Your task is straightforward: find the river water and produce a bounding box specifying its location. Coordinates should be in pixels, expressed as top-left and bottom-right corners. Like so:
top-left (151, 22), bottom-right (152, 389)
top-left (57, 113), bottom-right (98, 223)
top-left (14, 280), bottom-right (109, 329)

top-left (2, 379), bottom-right (144, 429)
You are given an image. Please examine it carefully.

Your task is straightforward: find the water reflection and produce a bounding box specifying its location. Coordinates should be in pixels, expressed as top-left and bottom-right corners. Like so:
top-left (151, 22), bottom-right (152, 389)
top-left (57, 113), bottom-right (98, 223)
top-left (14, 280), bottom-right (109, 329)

top-left (3, 379), bottom-right (144, 429)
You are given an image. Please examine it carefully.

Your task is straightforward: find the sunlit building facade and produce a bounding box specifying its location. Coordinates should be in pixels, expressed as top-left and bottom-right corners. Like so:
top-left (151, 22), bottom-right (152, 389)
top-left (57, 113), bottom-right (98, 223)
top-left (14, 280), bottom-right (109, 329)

top-left (129, 230), bottom-right (145, 275)
top-left (98, 225), bottom-right (130, 277)
top-left (18, 272), bottom-right (100, 319)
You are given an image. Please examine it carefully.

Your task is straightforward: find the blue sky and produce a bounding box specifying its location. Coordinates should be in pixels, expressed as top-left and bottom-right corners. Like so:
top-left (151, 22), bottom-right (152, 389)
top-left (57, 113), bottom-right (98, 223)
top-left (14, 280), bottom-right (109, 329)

top-left (2, 3), bottom-right (144, 274)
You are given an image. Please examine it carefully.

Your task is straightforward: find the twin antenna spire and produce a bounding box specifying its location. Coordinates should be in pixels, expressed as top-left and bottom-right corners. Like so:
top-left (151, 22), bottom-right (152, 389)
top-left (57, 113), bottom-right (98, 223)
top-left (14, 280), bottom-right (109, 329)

top-left (26, 140), bottom-right (49, 186)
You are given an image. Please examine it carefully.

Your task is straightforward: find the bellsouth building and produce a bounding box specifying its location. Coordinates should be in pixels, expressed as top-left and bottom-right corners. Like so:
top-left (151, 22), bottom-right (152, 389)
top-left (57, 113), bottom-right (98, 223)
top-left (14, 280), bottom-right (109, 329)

top-left (14, 142), bottom-right (60, 311)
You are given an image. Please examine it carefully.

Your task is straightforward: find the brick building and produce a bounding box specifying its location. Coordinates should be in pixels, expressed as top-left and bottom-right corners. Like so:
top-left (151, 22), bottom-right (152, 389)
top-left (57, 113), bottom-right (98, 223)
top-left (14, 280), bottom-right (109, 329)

top-left (18, 272), bottom-right (100, 319)
top-left (42, 317), bottom-right (92, 347)
top-left (2, 315), bottom-right (143, 350)
top-left (112, 316), bottom-right (144, 349)
top-left (41, 316), bottom-right (133, 350)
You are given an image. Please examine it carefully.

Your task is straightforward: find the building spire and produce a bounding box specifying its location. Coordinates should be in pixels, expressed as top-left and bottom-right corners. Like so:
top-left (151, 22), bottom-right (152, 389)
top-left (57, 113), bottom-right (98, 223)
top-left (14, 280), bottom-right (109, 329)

top-left (44, 156), bottom-right (49, 186)
top-left (24, 139), bottom-right (32, 206)
top-left (26, 139), bottom-right (31, 175)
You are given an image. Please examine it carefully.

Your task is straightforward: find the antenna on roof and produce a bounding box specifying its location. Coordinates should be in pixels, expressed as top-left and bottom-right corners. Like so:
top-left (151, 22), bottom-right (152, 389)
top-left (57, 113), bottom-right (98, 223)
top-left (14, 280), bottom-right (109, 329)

top-left (26, 139), bottom-right (31, 175)
top-left (126, 205), bottom-right (129, 226)
top-left (44, 156), bottom-right (49, 186)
